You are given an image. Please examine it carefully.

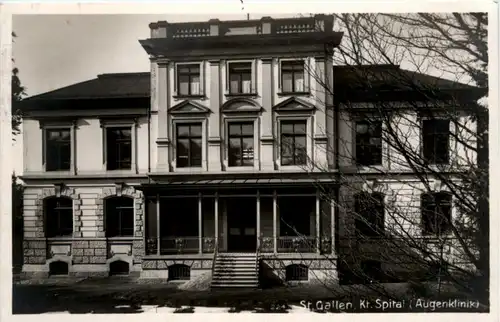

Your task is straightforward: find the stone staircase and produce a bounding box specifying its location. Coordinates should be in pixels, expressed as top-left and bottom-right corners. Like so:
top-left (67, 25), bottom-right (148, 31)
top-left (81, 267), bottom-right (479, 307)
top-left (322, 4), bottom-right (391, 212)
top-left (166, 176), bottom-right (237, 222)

top-left (211, 253), bottom-right (259, 289)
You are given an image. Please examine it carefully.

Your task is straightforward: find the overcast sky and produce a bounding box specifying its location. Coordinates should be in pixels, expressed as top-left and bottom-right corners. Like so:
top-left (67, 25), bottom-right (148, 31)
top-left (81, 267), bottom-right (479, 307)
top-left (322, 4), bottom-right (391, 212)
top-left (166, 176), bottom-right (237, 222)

top-left (12, 14), bottom-right (297, 173)
top-left (13, 14), bottom-right (285, 97)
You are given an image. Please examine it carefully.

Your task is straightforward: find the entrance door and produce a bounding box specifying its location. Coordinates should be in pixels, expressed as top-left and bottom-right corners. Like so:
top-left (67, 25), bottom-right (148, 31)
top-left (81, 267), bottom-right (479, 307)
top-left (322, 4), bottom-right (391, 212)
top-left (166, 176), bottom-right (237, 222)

top-left (227, 197), bottom-right (257, 252)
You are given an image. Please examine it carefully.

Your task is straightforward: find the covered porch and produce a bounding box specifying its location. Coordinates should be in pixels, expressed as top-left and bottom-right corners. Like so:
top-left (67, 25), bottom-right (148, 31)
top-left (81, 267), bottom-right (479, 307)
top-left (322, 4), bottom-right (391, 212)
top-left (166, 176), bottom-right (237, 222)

top-left (139, 178), bottom-right (337, 256)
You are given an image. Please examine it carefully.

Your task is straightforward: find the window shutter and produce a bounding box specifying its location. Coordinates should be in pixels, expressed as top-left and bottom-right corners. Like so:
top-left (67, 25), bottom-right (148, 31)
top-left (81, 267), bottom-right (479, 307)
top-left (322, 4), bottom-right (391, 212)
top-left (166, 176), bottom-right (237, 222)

top-left (304, 58), bottom-right (310, 92)
top-left (173, 63), bottom-right (178, 96)
top-left (225, 61), bottom-right (230, 93)
top-left (278, 59), bottom-right (282, 90)
top-left (199, 61), bottom-right (205, 96)
top-left (252, 59), bottom-right (257, 94)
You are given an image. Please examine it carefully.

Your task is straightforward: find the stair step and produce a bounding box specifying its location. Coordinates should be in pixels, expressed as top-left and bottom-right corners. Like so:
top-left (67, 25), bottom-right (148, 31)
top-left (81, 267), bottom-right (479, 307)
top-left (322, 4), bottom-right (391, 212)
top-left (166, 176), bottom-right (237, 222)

top-left (214, 266), bottom-right (257, 270)
top-left (213, 276), bottom-right (258, 280)
top-left (211, 253), bottom-right (260, 290)
top-left (212, 280), bottom-right (258, 285)
top-left (213, 271), bottom-right (257, 275)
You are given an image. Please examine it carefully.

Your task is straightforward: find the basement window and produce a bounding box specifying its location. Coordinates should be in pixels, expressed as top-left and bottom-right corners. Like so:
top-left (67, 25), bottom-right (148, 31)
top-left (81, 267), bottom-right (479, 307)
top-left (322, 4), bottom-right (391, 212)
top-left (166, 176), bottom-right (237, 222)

top-left (285, 264), bottom-right (308, 281)
top-left (168, 264), bottom-right (191, 281)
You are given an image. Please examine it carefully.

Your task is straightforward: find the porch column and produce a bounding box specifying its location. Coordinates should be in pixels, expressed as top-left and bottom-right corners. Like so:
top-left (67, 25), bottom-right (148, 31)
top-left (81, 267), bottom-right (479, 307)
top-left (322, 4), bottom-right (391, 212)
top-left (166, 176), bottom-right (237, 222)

top-left (256, 191), bottom-right (261, 250)
top-left (156, 193), bottom-right (160, 256)
top-left (198, 193), bottom-right (202, 254)
top-left (316, 191), bottom-right (321, 254)
top-left (214, 193), bottom-right (219, 250)
top-left (330, 197), bottom-right (336, 256)
top-left (273, 190), bottom-right (277, 254)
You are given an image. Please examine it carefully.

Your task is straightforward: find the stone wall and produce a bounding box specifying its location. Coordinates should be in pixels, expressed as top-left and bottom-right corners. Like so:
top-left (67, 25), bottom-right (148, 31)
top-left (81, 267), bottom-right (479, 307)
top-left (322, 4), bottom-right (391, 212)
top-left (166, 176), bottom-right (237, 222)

top-left (72, 240), bottom-right (107, 264)
top-left (21, 184), bottom-right (146, 278)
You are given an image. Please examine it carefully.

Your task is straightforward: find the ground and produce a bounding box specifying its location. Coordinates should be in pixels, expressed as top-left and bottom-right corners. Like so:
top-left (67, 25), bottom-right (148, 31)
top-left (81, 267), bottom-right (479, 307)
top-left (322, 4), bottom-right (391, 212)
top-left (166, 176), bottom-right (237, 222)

top-left (12, 277), bottom-right (487, 314)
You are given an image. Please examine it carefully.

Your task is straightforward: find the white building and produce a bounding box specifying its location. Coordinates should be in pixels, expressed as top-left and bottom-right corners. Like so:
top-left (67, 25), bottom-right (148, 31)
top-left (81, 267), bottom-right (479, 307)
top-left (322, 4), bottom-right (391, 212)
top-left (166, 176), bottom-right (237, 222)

top-left (19, 15), bottom-right (482, 286)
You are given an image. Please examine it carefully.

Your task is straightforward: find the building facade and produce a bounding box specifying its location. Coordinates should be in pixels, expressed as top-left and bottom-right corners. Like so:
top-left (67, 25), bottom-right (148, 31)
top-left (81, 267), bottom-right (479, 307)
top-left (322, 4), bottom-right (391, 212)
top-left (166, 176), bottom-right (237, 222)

top-left (20, 15), bottom-right (482, 284)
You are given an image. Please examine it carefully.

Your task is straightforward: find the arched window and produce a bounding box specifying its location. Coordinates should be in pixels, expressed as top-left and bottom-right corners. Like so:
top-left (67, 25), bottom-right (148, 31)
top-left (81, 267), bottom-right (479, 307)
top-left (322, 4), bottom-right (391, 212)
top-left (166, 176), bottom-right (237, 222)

top-left (105, 196), bottom-right (134, 237)
top-left (421, 192), bottom-right (452, 236)
top-left (285, 264), bottom-right (308, 281)
top-left (168, 264), bottom-right (191, 281)
top-left (44, 197), bottom-right (73, 238)
top-left (354, 192), bottom-right (385, 237)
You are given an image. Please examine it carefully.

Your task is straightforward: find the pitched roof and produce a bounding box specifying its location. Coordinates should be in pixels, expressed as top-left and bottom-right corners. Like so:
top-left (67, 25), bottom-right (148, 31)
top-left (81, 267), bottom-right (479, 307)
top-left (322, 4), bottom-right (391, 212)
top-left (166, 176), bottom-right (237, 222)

top-left (23, 65), bottom-right (483, 108)
top-left (25, 72), bottom-right (150, 101)
top-left (333, 65), bottom-right (485, 102)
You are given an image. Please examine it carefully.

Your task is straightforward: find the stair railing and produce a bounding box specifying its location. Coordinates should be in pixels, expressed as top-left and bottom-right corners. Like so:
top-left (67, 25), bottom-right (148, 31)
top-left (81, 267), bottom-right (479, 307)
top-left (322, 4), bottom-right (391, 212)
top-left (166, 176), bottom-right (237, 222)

top-left (211, 235), bottom-right (219, 278)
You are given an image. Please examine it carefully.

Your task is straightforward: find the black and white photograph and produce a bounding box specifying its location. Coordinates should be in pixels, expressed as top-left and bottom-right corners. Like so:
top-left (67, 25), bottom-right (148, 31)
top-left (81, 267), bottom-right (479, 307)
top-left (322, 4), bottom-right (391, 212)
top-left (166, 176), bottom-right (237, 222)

top-left (1, 1), bottom-right (497, 316)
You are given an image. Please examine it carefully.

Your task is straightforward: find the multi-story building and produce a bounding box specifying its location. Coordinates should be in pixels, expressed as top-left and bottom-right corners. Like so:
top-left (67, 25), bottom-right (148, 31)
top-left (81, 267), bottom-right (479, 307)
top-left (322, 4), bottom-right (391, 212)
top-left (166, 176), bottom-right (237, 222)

top-left (20, 15), bottom-right (482, 286)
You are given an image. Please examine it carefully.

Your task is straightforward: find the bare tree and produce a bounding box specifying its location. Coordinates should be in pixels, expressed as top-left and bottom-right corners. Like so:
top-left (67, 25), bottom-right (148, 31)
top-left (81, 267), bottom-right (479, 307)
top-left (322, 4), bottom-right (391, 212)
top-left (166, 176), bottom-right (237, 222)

top-left (267, 13), bottom-right (488, 307)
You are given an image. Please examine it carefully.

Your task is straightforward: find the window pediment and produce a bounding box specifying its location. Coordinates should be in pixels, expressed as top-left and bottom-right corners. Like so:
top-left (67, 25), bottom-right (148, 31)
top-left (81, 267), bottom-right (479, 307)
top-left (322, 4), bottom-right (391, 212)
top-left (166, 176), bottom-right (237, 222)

top-left (221, 98), bottom-right (262, 113)
top-left (273, 97), bottom-right (316, 112)
top-left (169, 100), bottom-right (211, 115)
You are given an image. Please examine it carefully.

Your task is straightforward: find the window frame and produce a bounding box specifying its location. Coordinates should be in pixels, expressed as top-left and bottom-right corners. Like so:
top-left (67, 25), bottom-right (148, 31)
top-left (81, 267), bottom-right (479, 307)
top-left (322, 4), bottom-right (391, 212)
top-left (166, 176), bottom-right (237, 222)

top-left (278, 58), bottom-right (310, 95)
top-left (101, 120), bottom-right (137, 173)
top-left (353, 192), bottom-right (385, 238)
top-left (354, 119), bottom-right (383, 167)
top-left (104, 196), bottom-right (135, 238)
top-left (225, 59), bottom-right (257, 96)
top-left (421, 191), bottom-right (453, 237)
top-left (421, 117), bottom-right (451, 166)
top-left (171, 118), bottom-right (207, 172)
top-left (175, 122), bottom-right (204, 169)
top-left (174, 62), bottom-right (205, 98)
top-left (44, 196), bottom-right (74, 238)
top-left (42, 122), bottom-right (76, 174)
top-left (223, 116), bottom-right (259, 171)
top-left (278, 118), bottom-right (309, 167)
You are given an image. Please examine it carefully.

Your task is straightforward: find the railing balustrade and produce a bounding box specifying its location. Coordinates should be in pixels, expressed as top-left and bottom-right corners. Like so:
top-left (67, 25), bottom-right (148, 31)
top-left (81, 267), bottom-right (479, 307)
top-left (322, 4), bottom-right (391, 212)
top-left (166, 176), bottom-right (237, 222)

top-left (170, 24), bottom-right (210, 38)
top-left (277, 236), bottom-right (318, 253)
top-left (160, 237), bottom-right (200, 254)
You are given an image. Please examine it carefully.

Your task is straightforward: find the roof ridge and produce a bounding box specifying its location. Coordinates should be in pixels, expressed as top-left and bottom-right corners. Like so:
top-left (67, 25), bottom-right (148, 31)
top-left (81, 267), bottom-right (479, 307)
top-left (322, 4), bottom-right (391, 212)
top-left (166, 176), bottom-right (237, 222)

top-left (97, 72), bottom-right (150, 78)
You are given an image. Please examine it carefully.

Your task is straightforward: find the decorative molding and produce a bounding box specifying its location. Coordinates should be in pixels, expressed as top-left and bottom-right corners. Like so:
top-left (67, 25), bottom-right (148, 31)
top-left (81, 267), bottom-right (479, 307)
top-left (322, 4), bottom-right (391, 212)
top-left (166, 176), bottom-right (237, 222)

top-left (362, 179), bottom-right (388, 194)
top-left (169, 100), bottom-right (211, 115)
top-left (221, 97), bottom-right (262, 113)
top-left (207, 137), bottom-right (222, 144)
top-left (155, 138), bottom-right (171, 145)
top-left (273, 96), bottom-right (316, 112)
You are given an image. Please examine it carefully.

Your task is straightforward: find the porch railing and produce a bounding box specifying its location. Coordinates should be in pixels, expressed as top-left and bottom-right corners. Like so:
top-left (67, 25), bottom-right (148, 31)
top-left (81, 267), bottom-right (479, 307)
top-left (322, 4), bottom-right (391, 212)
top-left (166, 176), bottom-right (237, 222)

top-left (146, 237), bottom-right (220, 255)
top-left (278, 236), bottom-right (318, 253)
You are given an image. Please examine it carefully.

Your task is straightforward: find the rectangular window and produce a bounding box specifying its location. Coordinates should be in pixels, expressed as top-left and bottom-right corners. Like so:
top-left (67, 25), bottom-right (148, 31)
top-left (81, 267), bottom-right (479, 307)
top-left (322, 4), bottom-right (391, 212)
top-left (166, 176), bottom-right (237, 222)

top-left (44, 197), bottom-right (73, 238)
top-left (281, 61), bottom-right (305, 93)
top-left (106, 127), bottom-right (132, 170)
top-left (177, 64), bottom-right (201, 96)
top-left (45, 128), bottom-right (71, 171)
top-left (280, 120), bottom-right (307, 166)
top-left (228, 62), bottom-right (252, 94)
top-left (423, 119), bottom-right (450, 165)
top-left (421, 192), bottom-right (452, 236)
top-left (228, 122), bottom-right (254, 167)
top-left (355, 120), bottom-right (383, 166)
top-left (105, 197), bottom-right (134, 237)
top-left (176, 123), bottom-right (202, 168)
top-left (354, 193), bottom-right (385, 237)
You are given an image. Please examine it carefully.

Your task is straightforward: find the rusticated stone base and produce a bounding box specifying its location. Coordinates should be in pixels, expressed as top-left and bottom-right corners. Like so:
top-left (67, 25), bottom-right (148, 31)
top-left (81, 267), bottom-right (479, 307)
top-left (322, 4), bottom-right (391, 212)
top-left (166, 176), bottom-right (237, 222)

top-left (70, 271), bottom-right (108, 278)
top-left (23, 240), bottom-right (47, 264)
top-left (132, 240), bottom-right (145, 264)
top-left (142, 259), bottom-right (213, 270)
top-left (21, 271), bottom-right (49, 279)
top-left (72, 240), bottom-right (107, 264)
